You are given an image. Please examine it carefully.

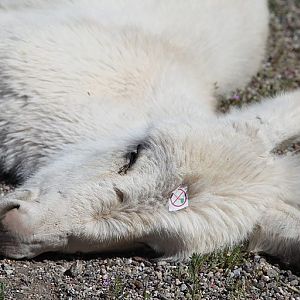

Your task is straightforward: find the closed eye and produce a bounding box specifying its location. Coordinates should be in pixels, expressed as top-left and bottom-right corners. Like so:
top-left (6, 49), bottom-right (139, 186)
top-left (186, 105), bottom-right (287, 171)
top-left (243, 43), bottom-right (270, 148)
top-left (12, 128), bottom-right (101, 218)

top-left (113, 187), bottom-right (124, 203)
top-left (118, 144), bottom-right (142, 175)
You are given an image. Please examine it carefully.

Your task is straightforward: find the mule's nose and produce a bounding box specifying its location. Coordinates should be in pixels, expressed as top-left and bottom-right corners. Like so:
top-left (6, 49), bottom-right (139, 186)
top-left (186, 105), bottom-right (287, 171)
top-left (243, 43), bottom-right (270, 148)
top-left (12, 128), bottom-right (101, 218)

top-left (0, 199), bottom-right (21, 219)
top-left (0, 198), bottom-right (34, 236)
top-left (0, 197), bottom-right (38, 259)
top-left (0, 189), bottom-right (42, 238)
top-left (0, 199), bottom-right (25, 258)
top-left (0, 188), bottom-right (40, 218)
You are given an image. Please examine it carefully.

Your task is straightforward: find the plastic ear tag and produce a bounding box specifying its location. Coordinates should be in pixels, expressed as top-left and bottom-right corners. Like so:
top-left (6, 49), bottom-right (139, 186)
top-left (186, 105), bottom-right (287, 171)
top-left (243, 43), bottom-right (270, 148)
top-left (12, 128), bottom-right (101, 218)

top-left (169, 186), bottom-right (189, 212)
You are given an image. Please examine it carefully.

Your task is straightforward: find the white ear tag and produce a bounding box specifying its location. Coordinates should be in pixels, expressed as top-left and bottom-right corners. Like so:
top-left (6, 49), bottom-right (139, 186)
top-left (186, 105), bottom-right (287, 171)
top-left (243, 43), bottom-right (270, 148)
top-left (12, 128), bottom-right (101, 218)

top-left (169, 186), bottom-right (189, 212)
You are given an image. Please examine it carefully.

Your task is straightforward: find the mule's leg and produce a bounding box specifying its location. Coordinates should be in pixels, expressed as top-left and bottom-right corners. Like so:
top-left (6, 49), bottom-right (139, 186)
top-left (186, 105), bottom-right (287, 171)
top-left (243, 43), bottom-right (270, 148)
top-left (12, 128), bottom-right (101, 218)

top-left (227, 90), bottom-right (300, 151)
top-left (228, 89), bottom-right (300, 203)
top-left (249, 200), bottom-right (300, 267)
top-left (228, 91), bottom-right (300, 265)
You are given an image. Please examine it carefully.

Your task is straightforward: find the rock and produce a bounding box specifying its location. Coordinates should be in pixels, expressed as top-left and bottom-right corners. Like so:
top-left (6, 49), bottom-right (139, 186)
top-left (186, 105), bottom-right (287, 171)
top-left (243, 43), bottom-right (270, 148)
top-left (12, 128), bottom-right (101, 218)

top-left (157, 261), bottom-right (167, 267)
top-left (267, 268), bottom-right (278, 278)
top-left (2, 263), bottom-right (14, 276)
top-left (64, 261), bottom-right (83, 277)
top-left (133, 280), bottom-right (144, 289)
top-left (262, 275), bottom-right (270, 282)
top-left (260, 258), bottom-right (266, 264)
top-left (233, 269), bottom-right (241, 277)
top-left (278, 287), bottom-right (284, 295)
top-left (254, 255), bottom-right (261, 262)
top-left (180, 283), bottom-right (187, 292)
top-left (158, 293), bottom-right (170, 300)
top-left (5, 269), bottom-right (14, 276)
top-left (156, 271), bottom-right (163, 281)
top-left (290, 280), bottom-right (299, 286)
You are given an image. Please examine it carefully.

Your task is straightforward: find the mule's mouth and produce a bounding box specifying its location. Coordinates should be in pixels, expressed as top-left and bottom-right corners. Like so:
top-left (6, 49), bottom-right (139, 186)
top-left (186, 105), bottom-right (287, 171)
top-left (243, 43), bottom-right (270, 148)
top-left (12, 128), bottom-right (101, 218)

top-left (0, 228), bottom-right (70, 259)
top-left (0, 224), bottom-right (39, 259)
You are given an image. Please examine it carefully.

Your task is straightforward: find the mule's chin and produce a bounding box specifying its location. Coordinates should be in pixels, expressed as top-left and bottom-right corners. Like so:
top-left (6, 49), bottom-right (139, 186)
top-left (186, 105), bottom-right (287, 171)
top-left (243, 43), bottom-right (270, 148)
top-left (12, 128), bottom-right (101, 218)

top-left (0, 230), bottom-right (67, 260)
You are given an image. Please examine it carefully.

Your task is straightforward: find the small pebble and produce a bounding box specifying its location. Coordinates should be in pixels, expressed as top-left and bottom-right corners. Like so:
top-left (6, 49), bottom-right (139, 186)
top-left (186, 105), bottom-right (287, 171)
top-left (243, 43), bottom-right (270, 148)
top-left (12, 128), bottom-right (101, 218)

top-left (180, 283), bottom-right (188, 292)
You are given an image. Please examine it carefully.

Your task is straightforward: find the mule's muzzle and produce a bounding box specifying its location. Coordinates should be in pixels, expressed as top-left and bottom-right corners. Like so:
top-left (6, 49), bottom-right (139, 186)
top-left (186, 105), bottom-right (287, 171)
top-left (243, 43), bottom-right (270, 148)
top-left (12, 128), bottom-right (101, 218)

top-left (0, 198), bottom-right (35, 258)
top-left (0, 191), bottom-right (70, 259)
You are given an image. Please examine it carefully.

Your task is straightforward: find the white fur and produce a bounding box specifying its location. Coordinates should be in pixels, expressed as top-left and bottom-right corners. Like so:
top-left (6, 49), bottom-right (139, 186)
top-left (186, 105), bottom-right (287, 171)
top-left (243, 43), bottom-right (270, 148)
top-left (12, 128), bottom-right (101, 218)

top-left (0, 0), bottom-right (299, 264)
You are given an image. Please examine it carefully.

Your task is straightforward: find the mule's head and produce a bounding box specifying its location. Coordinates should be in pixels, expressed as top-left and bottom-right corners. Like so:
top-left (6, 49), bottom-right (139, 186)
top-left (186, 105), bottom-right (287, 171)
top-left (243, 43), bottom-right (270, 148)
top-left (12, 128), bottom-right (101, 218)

top-left (0, 119), bottom-right (278, 260)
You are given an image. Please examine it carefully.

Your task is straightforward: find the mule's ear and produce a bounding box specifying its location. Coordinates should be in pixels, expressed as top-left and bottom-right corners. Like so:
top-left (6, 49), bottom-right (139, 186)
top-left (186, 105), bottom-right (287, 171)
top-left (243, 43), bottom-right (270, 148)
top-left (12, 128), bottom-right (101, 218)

top-left (248, 151), bottom-right (300, 268)
top-left (248, 200), bottom-right (300, 268)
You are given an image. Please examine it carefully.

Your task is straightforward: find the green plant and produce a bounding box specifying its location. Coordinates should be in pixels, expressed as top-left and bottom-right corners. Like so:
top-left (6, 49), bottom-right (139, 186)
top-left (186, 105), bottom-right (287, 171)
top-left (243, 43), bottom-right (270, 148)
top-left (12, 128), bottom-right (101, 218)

top-left (143, 277), bottom-right (150, 300)
top-left (228, 277), bottom-right (247, 300)
top-left (0, 282), bottom-right (4, 300)
top-left (221, 246), bottom-right (245, 271)
top-left (143, 289), bottom-right (151, 300)
top-left (188, 253), bottom-right (208, 299)
top-left (187, 246), bottom-right (248, 299)
top-left (108, 276), bottom-right (124, 299)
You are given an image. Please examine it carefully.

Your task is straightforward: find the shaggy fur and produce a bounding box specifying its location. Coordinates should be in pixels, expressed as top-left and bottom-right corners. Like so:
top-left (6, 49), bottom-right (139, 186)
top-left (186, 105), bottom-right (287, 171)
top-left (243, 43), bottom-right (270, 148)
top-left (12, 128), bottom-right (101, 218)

top-left (0, 0), bottom-right (299, 264)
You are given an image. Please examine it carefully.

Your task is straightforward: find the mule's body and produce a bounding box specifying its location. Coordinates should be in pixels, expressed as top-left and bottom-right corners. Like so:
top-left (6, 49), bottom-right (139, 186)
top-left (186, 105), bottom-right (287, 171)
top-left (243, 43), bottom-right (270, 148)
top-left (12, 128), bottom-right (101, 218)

top-left (0, 1), bottom-right (299, 265)
top-left (0, 0), bottom-right (269, 178)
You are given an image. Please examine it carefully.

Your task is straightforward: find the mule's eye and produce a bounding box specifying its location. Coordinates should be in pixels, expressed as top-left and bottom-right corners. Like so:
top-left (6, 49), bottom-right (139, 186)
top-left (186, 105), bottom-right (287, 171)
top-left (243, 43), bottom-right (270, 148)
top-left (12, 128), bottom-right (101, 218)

top-left (118, 144), bottom-right (142, 175)
top-left (114, 187), bottom-right (124, 203)
top-left (128, 149), bottom-right (138, 166)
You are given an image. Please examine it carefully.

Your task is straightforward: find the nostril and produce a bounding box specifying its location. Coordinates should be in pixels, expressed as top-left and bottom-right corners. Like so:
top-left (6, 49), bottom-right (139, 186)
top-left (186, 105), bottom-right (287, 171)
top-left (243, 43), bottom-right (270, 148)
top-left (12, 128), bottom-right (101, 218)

top-left (8, 204), bottom-right (20, 210)
top-left (0, 202), bottom-right (21, 219)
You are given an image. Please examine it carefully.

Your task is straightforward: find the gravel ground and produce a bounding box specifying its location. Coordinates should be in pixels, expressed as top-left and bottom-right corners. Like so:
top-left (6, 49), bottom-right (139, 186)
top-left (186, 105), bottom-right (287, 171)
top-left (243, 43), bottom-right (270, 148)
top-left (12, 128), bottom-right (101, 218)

top-left (0, 0), bottom-right (300, 299)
